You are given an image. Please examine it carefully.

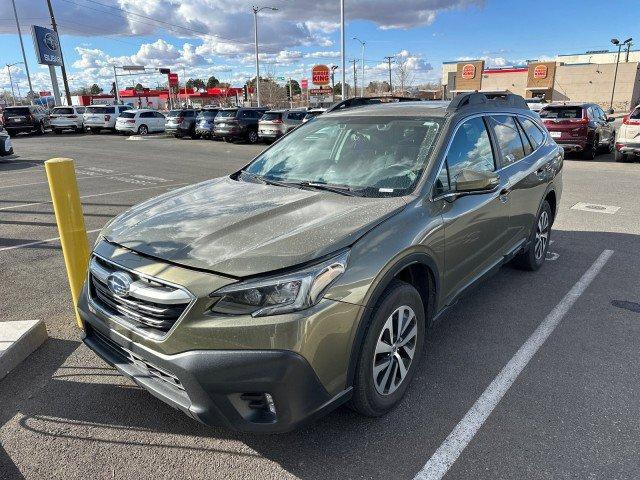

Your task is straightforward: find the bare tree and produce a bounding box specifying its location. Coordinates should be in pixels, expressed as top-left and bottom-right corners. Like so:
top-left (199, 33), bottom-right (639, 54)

top-left (394, 54), bottom-right (415, 97)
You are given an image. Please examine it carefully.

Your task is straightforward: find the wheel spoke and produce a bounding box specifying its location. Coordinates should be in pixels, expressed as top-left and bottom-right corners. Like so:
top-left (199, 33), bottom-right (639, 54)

top-left (375, 340), bottom-right (393, 356)
top-left (373, 358), bottom-right (391, 377)
top-left (398, 324), bottom-right (417, 347)
top-left (395, 353), bottom-right (408, 380)
top-left (379, 359), bottom-right (393, 393)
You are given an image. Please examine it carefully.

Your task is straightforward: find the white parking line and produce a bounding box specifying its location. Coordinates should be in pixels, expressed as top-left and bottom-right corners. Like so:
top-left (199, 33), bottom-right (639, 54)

top-left (0, 182), bottom-right (187, 211)
top-left (0, 172), bottom-right (131, 190)
top-left (413, 249), bottom-right (614, 480)
top-left (0, 228), bottom-right (103, 253)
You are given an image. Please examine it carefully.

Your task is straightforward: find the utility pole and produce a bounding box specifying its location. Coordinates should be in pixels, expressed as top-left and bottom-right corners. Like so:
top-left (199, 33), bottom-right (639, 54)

top-left (340, 0), bottom-right (346, 101)
top-left (609, 37), bottom-right (633, 113)
top-left (10, 0), bottom-right (34, 104)
top-left (625, 41), bottom-right (633, 62)
top-left (351, 59), bottom-right (358, 98)
top-left (45, 0), bottom-right (72, 105)
top-left (6, 65), bottom-right (16, 105)
top-left (384, 56), bottom-right (393, 93)
top-left (353, 37), bottom-right (366, 97)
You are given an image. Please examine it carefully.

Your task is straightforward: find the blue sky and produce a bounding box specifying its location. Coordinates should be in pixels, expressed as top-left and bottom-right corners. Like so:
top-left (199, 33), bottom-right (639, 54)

top-left (0, 0), bottom-right (638, 93)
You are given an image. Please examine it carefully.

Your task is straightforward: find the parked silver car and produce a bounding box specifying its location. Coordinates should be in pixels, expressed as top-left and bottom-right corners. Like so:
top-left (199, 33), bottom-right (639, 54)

top-left (258, 109), bottom-right (306, 141)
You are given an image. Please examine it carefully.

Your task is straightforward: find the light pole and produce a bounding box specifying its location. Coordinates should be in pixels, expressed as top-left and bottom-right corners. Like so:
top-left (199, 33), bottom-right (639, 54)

top-left (10, 0), bottom-right (34, 104)
top-left (252, 5), bottom-right (278, 107)
top-left (340, 0), bottom-right (346, 101)
top-left (6, 62), bottom-right (23, 105)
top-left (353, 37), bottom-right (366, 97)
top-left (609, 37), bottom-right (632, 113)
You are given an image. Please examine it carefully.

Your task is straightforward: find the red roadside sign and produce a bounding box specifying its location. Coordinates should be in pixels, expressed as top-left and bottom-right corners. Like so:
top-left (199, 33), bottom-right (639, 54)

top-left (301, 79), bottom-right (308, 89)
top-left (168, 72), bottom-right (179, 86)
top-left (533, 64), bottom-right (548, 79)
top-left (311, 65), bottom-right (330, 86)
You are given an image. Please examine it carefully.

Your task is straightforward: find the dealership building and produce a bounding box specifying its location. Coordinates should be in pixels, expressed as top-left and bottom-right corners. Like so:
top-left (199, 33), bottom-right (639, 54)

top-left (441, 49), bottom-right (640, 111)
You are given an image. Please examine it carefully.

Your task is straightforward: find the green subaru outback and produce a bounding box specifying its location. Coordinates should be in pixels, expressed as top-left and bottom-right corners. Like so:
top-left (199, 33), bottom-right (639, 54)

top-left (79, 93), bottom-right (563, 432)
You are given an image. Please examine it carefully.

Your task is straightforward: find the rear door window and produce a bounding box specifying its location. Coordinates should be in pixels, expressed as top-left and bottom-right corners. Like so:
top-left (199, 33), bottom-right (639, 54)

top-left (488, 115), bottom-right (526, 166)
top-left (119, 111), bottom-right (136, 118)
top-left (140, 111), bottom-right (154, 118)
top-left (518, 117), bottom-right (545, 149)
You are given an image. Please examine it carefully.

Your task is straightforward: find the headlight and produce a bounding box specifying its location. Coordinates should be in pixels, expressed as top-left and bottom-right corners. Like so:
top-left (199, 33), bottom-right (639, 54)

top-left (209, 251), bottom-right (349, 317)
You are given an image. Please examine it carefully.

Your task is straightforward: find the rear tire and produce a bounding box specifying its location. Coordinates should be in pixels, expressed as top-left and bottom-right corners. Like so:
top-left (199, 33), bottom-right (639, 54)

top-left (138, 124), bottom-right (148, 136)
top-left (247, 130), bottom-right (259, 144)
top-left (512, 200), bottom-right (552, 271)
top-left (349, 280), bottom-right (425, 417)
top-left (581, 136), bottom-right (597, 160)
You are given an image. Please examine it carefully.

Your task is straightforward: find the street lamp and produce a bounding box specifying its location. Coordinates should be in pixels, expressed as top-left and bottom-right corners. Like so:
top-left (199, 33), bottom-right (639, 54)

top-left (5, 62), bottom-right (24, 105)
top-left (352, 36), bottom-right (366, 97)
top-left (609, 37), bottom-right (633, 113)
top-left (252, 5), bottom-right (279, 107)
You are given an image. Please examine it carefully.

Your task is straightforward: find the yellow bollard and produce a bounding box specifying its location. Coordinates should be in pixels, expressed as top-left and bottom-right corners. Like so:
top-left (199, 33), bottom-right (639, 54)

top-left (45, 158), bottom-right (90, 329)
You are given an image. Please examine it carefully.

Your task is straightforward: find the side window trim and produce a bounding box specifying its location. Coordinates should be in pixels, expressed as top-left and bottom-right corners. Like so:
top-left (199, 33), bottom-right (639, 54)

top-left (431, 113), bottom-right (498, 198)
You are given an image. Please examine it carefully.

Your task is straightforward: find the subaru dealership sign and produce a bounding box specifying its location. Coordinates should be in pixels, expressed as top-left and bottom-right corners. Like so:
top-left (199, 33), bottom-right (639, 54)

top-left (31, 25), bottom-right (63, 66)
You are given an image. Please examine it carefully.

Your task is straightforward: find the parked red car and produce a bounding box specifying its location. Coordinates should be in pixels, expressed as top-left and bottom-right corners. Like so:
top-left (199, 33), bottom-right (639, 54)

top-left (539, 103), bottom-right (615, 159)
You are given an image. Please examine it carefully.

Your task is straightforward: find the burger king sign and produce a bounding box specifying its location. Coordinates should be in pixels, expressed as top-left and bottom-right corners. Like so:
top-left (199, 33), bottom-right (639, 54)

top-left (461, 63), bottom-right (476, 80)
top-left (533, 64), bottom-right (548, 79)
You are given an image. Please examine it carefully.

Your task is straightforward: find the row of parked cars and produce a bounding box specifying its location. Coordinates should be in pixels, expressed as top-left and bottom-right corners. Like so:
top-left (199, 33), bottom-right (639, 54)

top-left (0, 104), bottom-right (327, 144)
top-left (2, 99), bottom-right (639, 161)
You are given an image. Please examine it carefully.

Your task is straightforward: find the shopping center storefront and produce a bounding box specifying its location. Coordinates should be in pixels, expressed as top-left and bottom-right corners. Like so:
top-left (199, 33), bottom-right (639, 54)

top-left (443, 59), bottom-right (640, 111)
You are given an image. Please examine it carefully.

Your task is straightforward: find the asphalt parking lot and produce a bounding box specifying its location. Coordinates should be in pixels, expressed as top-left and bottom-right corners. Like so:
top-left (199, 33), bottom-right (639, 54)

top-left (1, 132), bottom-right (639, 479)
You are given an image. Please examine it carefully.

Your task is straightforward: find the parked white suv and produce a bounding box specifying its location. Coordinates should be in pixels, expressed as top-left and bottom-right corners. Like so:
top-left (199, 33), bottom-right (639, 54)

top-left (51, 106), bottom-right (86, 133)
top-left (84, 104), bottom-right (132, 133)
top-left (115, 109), bottom-right (166, 135)
top-left (615, 105), bottom-right (640, 162)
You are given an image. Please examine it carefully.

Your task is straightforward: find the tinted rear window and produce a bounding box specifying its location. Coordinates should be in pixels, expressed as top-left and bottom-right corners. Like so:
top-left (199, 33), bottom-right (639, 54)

top-left (119, 112), bottom-right (136, 118)
top-left (4, 107), bottom-right (30, 115)
top-left (539, 107), bottom-right (583, 119)
top-left (53, 107), bottom-right (74, 115)
top-left (168, 110), bottom-right (182, 117)
top-left (198, 110), bottom-right (218, 118)
top-left (217, 110), bottom-right (238, 118)
top-left (261, 112), bottom-right (283, 121)
top-left (85, 106), bottom-right (115, 114)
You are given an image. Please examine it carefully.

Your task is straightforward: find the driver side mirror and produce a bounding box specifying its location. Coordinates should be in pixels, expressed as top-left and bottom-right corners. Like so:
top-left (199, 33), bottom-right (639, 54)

top-left (454, 168), bottom-right (500, 192)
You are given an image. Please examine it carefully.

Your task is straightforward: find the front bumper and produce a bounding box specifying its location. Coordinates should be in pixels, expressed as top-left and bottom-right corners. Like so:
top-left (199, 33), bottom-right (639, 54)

top-left (81, 308), bottom-right (350, 433)
top-left (617, 142), bottom-right (640, 155)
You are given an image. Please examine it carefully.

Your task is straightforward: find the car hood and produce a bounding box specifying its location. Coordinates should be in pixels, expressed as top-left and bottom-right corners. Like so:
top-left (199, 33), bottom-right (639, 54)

top-left (103, 177), bottom-right (406, 277)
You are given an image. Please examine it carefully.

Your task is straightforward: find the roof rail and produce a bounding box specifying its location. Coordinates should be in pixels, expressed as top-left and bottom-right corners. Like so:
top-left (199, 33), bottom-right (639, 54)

top-left (446, 92), bottom-right (529, 112)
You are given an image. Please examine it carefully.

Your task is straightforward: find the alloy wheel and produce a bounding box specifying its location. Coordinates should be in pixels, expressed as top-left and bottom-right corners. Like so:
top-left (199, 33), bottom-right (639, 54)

top-left (534, 210), bottom-right (550, 261)
top-left (138, 125), bottom-right (148, 135)
top-left (372, 305), bottom-right (418, 396)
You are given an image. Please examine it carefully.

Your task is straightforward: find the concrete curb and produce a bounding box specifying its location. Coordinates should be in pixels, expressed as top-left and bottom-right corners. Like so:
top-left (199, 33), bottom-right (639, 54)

top-left (0, 320), bottom-right (48, 381)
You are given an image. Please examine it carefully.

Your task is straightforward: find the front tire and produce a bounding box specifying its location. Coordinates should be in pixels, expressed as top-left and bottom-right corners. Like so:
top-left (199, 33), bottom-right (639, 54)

top-left (614, 150), bottom-right (629, 163)
top-left (512, 200), bottom-right (552, 271)
top-left (349, 280), bottom-right (425, 417)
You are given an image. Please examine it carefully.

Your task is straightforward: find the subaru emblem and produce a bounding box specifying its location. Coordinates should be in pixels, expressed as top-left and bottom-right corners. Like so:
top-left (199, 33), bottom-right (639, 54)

top-left (107, 271), bottom-right (133, 297)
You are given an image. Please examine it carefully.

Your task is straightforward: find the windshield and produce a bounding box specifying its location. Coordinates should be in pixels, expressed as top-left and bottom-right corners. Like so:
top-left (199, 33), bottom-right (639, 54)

top-left (539, 106), bottom-right (583, 119)
top-left (198, 110), bottom-right (218, 118)
top-left (242, 116), bottom-right (443, 197)
top-left (217, 110), bottom-right (237, 118)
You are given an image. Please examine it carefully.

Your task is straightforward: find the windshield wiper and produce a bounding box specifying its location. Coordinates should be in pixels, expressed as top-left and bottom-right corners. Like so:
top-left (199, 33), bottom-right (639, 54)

top-left (297, 181), bottom-right (364, 197)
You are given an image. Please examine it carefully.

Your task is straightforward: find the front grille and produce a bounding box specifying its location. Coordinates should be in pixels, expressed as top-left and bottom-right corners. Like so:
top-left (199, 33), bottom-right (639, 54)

top-left (88, 255), bottom-right (193, 334)
top-left (89, 326), bottom-right (185, 391)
